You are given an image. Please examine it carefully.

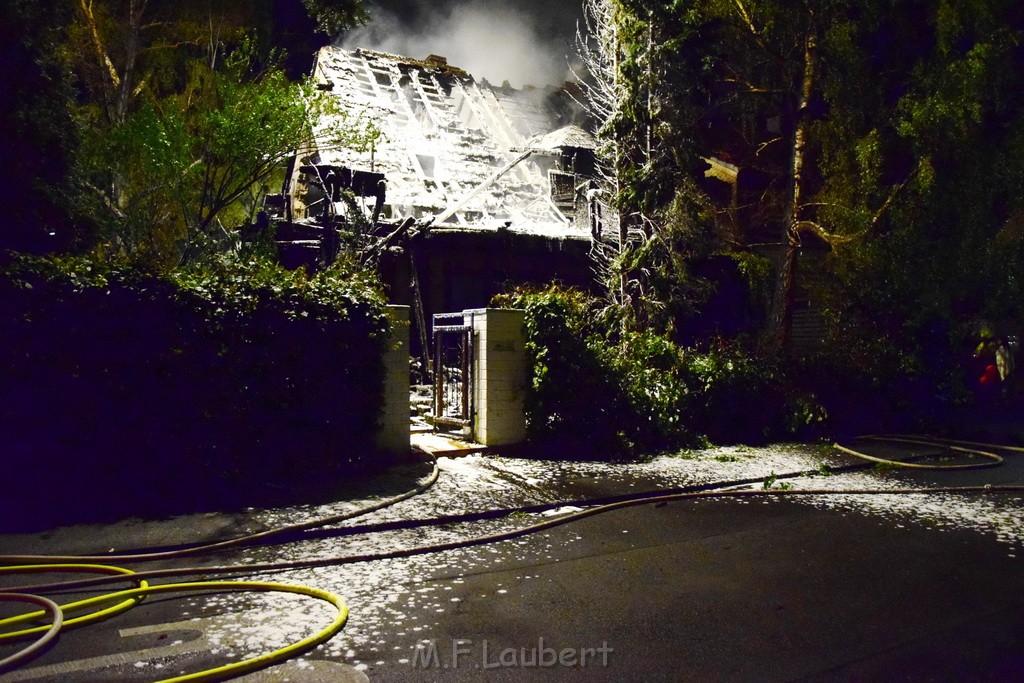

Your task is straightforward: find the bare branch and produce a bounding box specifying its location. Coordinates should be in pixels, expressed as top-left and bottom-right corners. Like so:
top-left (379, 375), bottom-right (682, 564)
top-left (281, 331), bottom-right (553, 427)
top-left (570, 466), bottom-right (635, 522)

top-left (82, 180), bottom-right (126, 220)
top-left (131, 74), bottom-right (149, 98)
top-left (793, 220), bottom-right (867, 245)
top-left (869, 161), bottom-right (923, 235)
top-left (756, 136), bottom-right (784, 156)
top-left (732, 0), bottom-right (760, 37)
top-left (79, 0), bottom-right (121, 88)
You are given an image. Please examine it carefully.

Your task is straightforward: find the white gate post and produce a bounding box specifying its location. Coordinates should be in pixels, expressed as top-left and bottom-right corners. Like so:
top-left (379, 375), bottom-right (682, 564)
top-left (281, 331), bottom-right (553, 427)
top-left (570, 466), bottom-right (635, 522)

top-left (377, 305), bottom-right (411, 460)
top-left (470, 308), bottom-right (527, 446)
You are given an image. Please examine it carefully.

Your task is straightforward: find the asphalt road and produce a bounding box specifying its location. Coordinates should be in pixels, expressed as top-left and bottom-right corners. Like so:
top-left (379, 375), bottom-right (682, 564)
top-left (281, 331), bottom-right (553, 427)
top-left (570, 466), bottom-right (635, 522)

top-left (2, 442), bottom-right (1022, 682)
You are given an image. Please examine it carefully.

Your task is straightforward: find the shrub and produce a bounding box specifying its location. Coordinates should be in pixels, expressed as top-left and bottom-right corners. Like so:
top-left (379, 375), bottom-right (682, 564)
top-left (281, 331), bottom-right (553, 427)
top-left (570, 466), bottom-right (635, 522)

top-left (684, 341), bottom-right (823, 444)
top-left (0, 251), bottom-right (389, 526)
top-left (494, 285), bottom-right (639, 458)
top-left (495, 285), bottom-right (827, 457)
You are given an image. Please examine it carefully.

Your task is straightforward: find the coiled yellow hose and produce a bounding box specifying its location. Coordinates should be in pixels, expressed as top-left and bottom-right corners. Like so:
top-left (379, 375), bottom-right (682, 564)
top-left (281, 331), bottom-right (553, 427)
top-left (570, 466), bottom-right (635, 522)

top-left (0, 567), bottom-right (348, 683)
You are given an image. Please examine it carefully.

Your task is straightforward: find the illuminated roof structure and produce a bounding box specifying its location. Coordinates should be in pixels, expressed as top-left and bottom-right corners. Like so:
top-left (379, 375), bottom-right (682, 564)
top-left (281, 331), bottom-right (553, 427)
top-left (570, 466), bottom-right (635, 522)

top-left (293, 47), bottom-right (596, 237)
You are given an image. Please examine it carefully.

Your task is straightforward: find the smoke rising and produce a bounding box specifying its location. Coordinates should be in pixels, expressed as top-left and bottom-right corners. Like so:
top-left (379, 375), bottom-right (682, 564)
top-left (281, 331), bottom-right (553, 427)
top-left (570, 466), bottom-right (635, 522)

top-left (338, 0), bottom-right (579, 88)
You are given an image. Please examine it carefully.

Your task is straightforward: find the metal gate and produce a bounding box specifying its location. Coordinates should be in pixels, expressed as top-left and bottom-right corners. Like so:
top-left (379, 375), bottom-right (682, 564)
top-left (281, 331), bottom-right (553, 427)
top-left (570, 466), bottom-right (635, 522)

top-left (432, 312), bottom-right (475, 429)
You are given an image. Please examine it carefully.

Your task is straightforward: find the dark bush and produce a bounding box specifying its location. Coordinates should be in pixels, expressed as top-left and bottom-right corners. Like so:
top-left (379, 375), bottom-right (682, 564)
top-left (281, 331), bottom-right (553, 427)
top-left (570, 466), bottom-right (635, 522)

top-left (683, 342), bottom-right (817, 444)
top-left (494, 286), bottom-right (642, 458)
top-left (0, 252), bottom-right (389, 527)
top-left (495, 285), bottom-right (826, 458)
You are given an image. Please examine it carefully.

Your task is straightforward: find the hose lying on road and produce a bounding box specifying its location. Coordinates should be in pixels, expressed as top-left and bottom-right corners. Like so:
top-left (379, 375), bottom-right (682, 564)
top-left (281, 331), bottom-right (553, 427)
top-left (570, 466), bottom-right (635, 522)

top-left (0, 458), bottom-right (436, 681)
top-left (0, 455), bottom-right (439, 565)
top-left (0, 564), bottom-right (148, 639)
top-left (0, 568), bottom-right (348, 683)
top-left (838, 435), bottom-right (1006, 469)
top-left (0, 435), bottom-right (1008, 567)
top-left (8, 484), bottom-right (1024, 596)
top-left (1, 435), bottom-right (1021, 680)
top-left (0, 593), bottom-right (62, 674)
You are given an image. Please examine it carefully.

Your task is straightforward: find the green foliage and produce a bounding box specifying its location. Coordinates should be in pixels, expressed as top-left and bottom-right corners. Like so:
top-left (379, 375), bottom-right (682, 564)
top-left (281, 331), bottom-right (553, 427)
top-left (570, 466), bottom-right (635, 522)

top-left (727, 250), bottom-right (774, 310)
top-left (4, 249), bottom-right (388, 330)
top-left (7, 0), bottom-right (374, 265)
top-left (682, 340), bottom-right (826, 444)
top-left (493, 285), bottom-right (642, 458)
top-left (597, 0), bottom-right (1024, 423)
top-left (805, 2), bottom-right (1024, 424)
top-left (78, 38), bottom-right (379, 270)
top-left (606, 327), bottom-right (696, 449)
top-left (301, 0), bottom-right (369, 34)
top-left (495, 285), bottom-right (827, 457)
top-left (614, 183), bottom-right (718, 334)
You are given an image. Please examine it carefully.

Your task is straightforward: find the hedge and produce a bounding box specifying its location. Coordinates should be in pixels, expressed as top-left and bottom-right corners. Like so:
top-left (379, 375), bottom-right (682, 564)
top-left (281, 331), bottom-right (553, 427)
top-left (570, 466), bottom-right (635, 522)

top-left (0, 252), bottom-right (389, 528)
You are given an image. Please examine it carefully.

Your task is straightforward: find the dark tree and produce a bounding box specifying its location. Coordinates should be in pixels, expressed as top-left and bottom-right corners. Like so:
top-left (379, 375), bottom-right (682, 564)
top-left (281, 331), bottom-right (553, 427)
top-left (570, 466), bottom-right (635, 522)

top-left (0, 0), bottom-right (369, 258)
top-left (0, 0), bottom-right (81, 256)
top-left (588, 0), bottom-right (1024, 360)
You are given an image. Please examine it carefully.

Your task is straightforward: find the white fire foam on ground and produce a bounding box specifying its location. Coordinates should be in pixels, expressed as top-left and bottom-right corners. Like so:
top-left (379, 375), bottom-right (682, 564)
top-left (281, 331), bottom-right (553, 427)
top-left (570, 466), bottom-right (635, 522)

top-left (156, 444), bottom-right (1021, 672)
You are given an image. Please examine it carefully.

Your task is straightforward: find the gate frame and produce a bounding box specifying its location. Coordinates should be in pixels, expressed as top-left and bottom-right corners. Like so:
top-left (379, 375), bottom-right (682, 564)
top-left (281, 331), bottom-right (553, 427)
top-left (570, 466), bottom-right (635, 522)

top-left (432, 311), bottom-right (476, 429)
top-left (430, 308), bottom-right (527, 446)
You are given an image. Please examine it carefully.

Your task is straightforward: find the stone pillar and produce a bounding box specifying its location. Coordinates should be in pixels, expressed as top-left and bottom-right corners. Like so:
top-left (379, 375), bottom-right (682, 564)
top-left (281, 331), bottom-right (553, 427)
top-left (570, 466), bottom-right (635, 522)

top-left (377, 305), bottom-right (411, 460)
top-left (470, 308), bottom-right (527, 446)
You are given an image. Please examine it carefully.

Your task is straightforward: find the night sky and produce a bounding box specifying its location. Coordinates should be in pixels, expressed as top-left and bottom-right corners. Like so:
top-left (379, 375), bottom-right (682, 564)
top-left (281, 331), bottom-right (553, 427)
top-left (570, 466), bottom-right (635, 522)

top-left (339, 0), bottom-right (584, 86)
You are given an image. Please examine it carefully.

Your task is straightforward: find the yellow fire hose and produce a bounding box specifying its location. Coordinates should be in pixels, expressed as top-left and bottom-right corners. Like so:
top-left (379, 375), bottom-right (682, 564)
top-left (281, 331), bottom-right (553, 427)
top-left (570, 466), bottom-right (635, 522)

top-left (837, 434), bottom-right (1006, 469)
top-left (0, 564), bottom-right (148, 639)
top-left (0, 567), bottom-right (348, 683)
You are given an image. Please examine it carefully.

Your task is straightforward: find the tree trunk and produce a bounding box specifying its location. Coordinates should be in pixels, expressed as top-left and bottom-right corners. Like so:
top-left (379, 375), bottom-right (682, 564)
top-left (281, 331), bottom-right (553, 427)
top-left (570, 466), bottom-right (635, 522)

top-left (116, 0), bottom-right (146, 125)
top-left (768, 31), bottom-right (817, 352)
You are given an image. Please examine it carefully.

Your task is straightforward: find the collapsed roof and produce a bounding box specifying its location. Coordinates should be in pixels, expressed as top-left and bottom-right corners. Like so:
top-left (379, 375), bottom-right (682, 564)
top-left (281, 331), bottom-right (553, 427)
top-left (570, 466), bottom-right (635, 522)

top-left (297, 47), bottom-right (596, 237)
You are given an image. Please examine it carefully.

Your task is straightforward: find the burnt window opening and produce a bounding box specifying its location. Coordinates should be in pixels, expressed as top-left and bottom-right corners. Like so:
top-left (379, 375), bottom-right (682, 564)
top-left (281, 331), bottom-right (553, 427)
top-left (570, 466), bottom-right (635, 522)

top-left (434, 74), bottom-right (454, 97)
top-left (418, 72), bottom-right (440, 93)
top-left (549, 170), bottom-right (575, 204)
top-left (560, 148), bottom-right (596, 176)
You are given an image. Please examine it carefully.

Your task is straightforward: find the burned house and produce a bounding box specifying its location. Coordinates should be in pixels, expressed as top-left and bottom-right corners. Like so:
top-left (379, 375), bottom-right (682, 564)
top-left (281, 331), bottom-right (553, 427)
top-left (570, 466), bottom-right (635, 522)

top-left (269, 47), bottom-right (615, 344)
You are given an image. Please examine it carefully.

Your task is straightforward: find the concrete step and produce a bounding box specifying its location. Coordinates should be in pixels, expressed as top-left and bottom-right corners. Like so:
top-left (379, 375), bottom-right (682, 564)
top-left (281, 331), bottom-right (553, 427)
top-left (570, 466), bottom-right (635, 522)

top-left (410, 430), bottom-right (486, 457)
